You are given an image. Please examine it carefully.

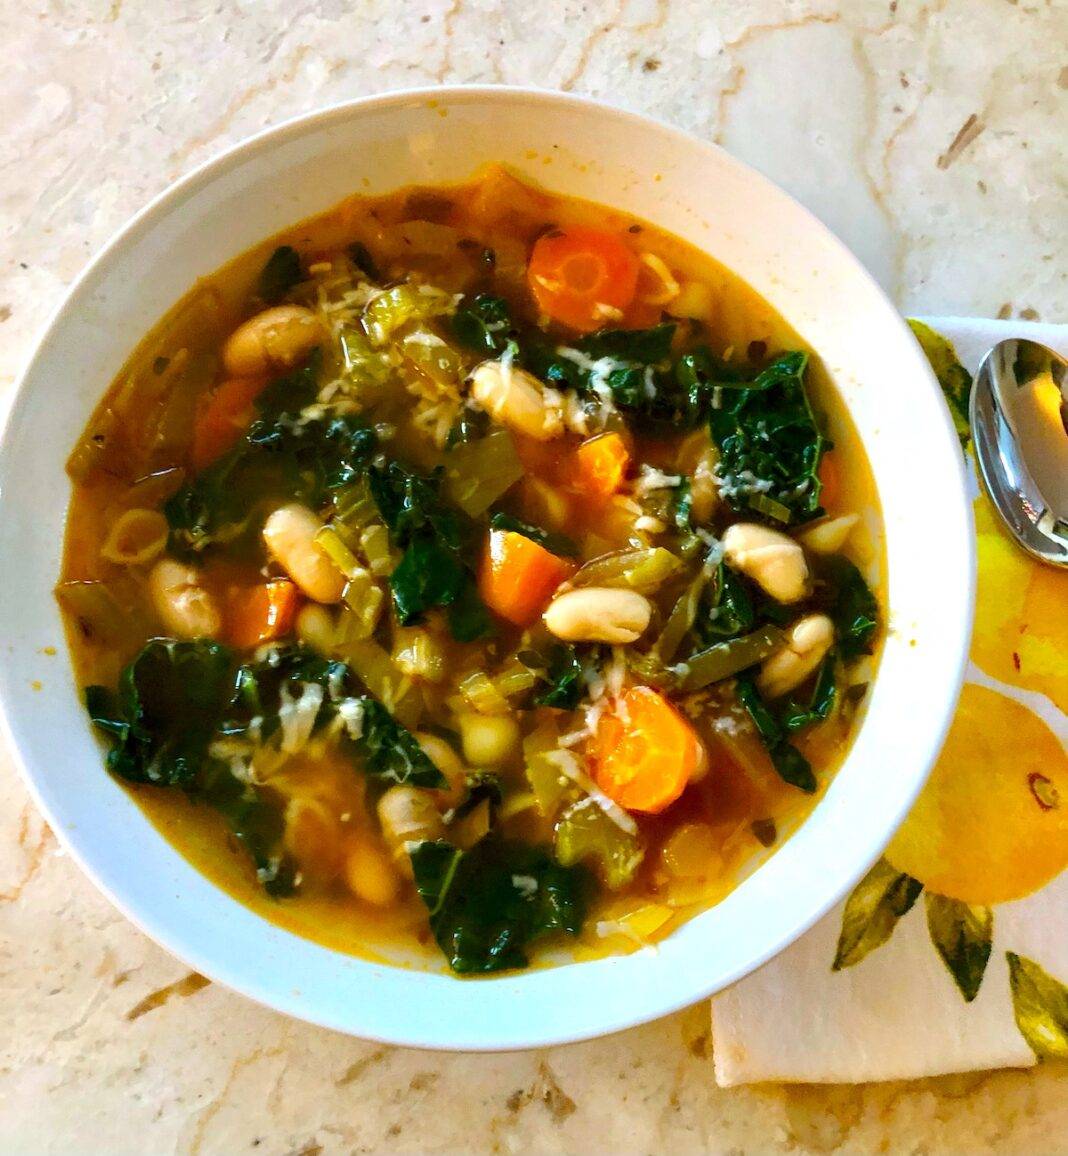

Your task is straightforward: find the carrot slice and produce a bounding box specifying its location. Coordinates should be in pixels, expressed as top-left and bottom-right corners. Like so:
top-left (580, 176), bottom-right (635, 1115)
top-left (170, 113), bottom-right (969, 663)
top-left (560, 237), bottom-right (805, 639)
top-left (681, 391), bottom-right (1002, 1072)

top-left (527, 227), bottom-right (640, 333)
top-left (573, 432), bottom-right (631, 502)
top-left (191, 376), bottom-right (269, 471)
top-left (477, 529), bottom-right (575, 627)
top-left (590, 686), bottom-right (705, 814)
top-left (224, 579), bottom-right (302, 649)
top-left (817, 451), bottom-right (839, 510)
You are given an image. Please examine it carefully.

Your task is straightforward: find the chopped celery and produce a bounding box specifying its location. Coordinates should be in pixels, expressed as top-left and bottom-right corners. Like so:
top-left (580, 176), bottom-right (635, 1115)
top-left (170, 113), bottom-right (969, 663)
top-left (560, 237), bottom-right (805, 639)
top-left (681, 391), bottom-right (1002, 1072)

top-left (392, 626), bottom-right (446, 682)
top-left (677, 625), bottom-right (784, 691)
top-left (315, 525), bottom-right (363, 578)
top-left (359, 524), bottom-right (395, 576)
top-left (54, 579), bottom-right (154, 647)
top-left (341, 575), bottom-right (384, 638)
top-left (332, 478), bottom-right (379, 532)
top-left (523, 722), bottom-right (574, 818)
top-left (571, 547), bottom-right (682, 595)
top-left (444, 429), bottom-right (524, 517)
top-left (555, 798), bottom-right (644, 889)
top-left (363, 283), bottom-right (456, 345)
top-left (458, 670), bottom-right (511, 715)
top-left (339, 327), bottom-right (395, 389)
top-left (494, 658), bottom-right (537, 700)
top-left (402, 327), bottom-right (466, 387)
top-left (335, 636), bottom-right (422, 729)
top-left (654, 565), bottom-right (712, 663)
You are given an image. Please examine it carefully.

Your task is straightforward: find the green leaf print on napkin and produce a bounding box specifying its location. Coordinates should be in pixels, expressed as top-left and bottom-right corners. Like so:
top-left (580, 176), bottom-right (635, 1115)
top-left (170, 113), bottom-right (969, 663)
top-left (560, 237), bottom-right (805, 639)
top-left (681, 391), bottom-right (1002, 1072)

top-left (1007, 952), bottom-right (1068, 1060)
top-left (925, 893), bottom-right (993, 1002)
top-left (832, 858), bottom-right (923, 971)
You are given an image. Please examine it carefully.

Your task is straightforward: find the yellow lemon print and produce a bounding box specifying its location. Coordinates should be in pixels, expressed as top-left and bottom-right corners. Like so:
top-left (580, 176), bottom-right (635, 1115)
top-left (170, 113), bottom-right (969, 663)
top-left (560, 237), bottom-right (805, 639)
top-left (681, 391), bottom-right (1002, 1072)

top-left (971, 496), bottom-right (1068, 714)
top-left (886, 683), bottom-right (1068, 905)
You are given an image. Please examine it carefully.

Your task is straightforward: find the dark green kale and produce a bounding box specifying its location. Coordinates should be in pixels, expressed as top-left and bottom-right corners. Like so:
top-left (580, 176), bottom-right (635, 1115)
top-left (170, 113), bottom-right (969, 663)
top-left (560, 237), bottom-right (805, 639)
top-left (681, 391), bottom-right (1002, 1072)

top-left (694, 563), bottom-right (755, 643)
top-left (222, 645), bottom-right (445, 788)
top-left (816, 557), bottom-right (879, 659)
top-left (707, 351), bottom-right (826, 524)
top-left (367, 461), bottom-right (491, 639)
top-left (489, 512), bottom-right (579, 558)
top-left (257, 245), bottom-right (303, 304)
top-left (523, 323), bottom-right (680, 416)
top-left (85, 639), bottom-right (233, 786)
top-left (165, 355), bottom-right (377, 556)
top-left (452, 294), bottom-right (515, 356)
top-left (409, 838), bottom-right (587, 974)
top-left (781, 652), bottom-right (838, 733)
top-left (347, 241), bottom-right (380, 282)
top-left (735, 674), bottom-right (817, 793)
top-left (524, 644), bottom-right (588, 710)
top-left (196, 759), bottom-right (297, 896)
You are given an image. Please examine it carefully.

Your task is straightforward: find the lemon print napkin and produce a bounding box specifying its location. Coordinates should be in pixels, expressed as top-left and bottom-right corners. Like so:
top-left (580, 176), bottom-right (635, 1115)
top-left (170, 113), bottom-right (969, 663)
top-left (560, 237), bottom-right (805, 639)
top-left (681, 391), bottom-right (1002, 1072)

top-left (711, 318), bottom-right (1068, 1085)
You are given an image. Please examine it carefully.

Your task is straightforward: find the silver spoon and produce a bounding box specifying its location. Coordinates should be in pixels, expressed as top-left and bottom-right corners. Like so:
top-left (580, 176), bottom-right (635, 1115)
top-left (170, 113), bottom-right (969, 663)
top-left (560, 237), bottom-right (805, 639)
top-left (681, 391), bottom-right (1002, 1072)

top-left (970, 337), bottom-right (1068, 568)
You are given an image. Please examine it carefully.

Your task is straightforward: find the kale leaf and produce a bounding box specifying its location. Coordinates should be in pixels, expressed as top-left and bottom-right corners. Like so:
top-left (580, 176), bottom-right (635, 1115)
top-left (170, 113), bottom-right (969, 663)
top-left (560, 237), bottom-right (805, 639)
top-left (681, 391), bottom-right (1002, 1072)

top-left (222, 644), bottom-right (445, 788)
top-left (409, 837), bottom-right (587, 973)
top-left (452, 293), bottom-right (515, 356)
top-left (525, 644), bottom-right (588, 710)
top-left (694, 563), bottom-right (755, 643)
top-left (524, 323), bottom-right (679, 416)
top-left (86, 639), bottom-right (233, 786)
top-left (166, 355), bottom-right (377, 556)
top-left (196, 759), bottom-right (297, 896)
top-left (708, 351), bottom-right (826, 524)
top-left (489, 512), bottom-right (578, 558)
top-left (257, 245), bottom-right (303, 304)
top-left (817, 557), bottom-right (879, 659)
top-left (347, 241), bottom-right (380, 282)
top-left (781, 651), bottom-right (838, 733)
top-left (735, 674), bottom-right (817, 793)
top-left (367, 460), bottom-right (490, 638)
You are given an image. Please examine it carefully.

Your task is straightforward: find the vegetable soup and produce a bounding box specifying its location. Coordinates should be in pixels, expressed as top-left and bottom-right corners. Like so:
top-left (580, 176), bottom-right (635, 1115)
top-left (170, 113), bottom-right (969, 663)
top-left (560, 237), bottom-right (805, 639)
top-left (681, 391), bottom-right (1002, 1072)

top-left (58, 166), bottom-right (882, 974)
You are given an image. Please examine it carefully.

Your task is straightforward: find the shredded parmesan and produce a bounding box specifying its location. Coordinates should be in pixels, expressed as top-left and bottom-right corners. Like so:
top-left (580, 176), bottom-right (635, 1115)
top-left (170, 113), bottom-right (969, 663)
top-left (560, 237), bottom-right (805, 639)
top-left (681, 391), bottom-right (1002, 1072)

top-left (277, 681), bottom-right (324, 754)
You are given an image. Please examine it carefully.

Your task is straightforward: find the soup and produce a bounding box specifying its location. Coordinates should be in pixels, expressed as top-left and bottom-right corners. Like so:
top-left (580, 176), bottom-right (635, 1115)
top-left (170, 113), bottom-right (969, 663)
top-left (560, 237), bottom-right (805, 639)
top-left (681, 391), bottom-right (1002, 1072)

top-left (58, 166), bottom-right (882, 974)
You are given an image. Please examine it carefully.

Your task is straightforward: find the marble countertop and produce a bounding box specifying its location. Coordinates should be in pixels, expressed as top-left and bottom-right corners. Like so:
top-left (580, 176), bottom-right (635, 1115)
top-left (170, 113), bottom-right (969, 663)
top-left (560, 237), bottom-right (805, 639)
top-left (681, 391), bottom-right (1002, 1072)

top-left (1, 2), bottom-right (1065, 1152)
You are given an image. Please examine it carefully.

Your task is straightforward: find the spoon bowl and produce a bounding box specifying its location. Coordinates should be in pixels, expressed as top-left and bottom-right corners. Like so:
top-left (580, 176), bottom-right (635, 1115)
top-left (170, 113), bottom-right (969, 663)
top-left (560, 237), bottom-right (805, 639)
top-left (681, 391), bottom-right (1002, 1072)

top-left (971, 338), bottom-right (1068, 568)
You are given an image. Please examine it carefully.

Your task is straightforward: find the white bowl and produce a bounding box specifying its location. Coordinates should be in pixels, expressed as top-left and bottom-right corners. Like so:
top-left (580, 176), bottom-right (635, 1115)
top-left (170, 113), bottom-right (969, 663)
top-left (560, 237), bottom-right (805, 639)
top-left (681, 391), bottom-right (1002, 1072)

top-left (0, 87), bottom-right (973, 1050)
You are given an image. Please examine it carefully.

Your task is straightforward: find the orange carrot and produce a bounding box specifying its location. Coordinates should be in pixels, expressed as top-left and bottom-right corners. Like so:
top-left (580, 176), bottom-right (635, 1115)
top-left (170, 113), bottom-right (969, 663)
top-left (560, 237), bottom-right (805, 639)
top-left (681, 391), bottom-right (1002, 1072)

top-left (191, 376), bottom-right (268, 471)
top-left (527, 227), bottom-right (640, 333)
top-left (224, 579), bottom-right (302, 649)
top-left (477, 529), bottom-right (575, 627)
top-left (817, 451), bottom-right (840, 510)
top-left (590, 686), bottom-right (706, 814)
top-left (573, 432), bottom-right (631, 502)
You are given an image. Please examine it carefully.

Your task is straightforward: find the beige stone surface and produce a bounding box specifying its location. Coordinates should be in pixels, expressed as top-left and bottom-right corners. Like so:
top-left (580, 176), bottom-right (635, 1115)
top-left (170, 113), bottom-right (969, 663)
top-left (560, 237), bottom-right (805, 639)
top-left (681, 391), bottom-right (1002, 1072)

top-left (1, 1), bottom-right (1066, 1152)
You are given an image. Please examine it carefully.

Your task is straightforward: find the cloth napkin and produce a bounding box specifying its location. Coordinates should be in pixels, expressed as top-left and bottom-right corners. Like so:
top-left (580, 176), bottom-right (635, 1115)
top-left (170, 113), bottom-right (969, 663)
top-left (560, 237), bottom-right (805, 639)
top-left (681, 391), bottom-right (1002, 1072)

top-left (711, 317), bottom-right (1068, 1086)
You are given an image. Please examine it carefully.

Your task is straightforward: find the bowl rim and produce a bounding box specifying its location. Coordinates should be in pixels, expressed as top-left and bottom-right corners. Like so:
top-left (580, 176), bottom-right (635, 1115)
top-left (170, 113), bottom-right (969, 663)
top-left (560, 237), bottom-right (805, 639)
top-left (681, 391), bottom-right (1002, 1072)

top-left (0, 84), bottom-right (975, 1050)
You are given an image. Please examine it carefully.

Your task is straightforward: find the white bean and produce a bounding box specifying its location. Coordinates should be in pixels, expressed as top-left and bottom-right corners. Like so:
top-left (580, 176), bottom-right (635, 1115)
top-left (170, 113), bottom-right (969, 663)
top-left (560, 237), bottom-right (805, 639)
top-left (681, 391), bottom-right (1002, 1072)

top-left (457, 713), bottom-right (520, 767)
top-left (222, 305), bottom-right (324, 378)
top-left (342, 839), bottom-right (400, 906)
top-left (543, 586), bottom-right (652, 644)
top-left (415, 733), bottom-right (467, 808)
top-left (469, 359), bottom-right (564, 441)
top-left (797, 514), bottom-right (859, 555)
top-left (262, 504), bottom-right (345, 604)
top-left (757, 614), bottom-right (836, 699)
top-left (148, 558), bottom-right (222, 639)
top-left (722, 522), bottom-right (809, 604)
top-left (377, 786), bottom-right (446, 874)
